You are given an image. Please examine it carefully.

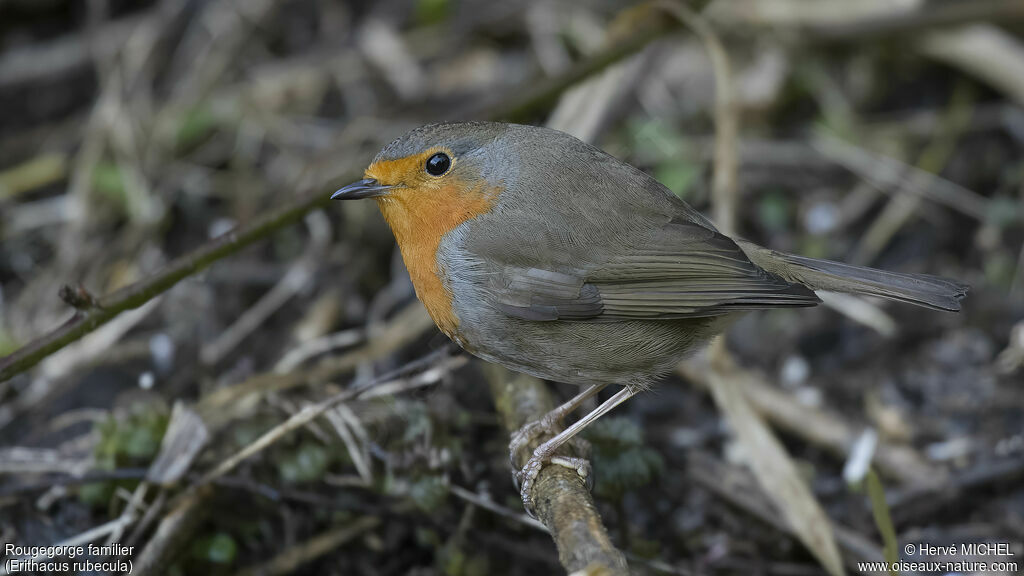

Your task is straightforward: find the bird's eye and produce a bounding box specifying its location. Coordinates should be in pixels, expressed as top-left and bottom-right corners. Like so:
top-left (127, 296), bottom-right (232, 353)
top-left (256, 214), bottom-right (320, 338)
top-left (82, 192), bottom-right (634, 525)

top-left (425, 152), bottom-right (451, 176)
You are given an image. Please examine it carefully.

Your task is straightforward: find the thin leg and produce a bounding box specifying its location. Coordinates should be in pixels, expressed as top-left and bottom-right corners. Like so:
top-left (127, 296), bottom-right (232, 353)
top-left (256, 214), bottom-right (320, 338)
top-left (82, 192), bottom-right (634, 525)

top-left (508, 383), bottom-right (609, 467)
top-left (517, 386), bottom-right (640, 515)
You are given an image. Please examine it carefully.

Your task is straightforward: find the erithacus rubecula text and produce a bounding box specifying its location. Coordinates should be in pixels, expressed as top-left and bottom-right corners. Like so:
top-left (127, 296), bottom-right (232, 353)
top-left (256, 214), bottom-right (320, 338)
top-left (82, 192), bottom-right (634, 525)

top-left (333, 122), bottom-right (967, 510)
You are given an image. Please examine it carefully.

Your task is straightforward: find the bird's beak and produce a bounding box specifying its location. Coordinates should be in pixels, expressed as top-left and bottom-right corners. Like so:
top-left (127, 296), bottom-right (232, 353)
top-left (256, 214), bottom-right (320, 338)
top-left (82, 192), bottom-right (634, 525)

top-left (331, 178), bottom-right (392, 200)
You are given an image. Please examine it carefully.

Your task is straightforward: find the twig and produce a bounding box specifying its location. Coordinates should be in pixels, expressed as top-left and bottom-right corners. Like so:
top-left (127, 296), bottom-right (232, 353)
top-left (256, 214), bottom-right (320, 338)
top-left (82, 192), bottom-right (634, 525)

top-left (677, 357), bottom-right (946, 488)
top-left (472, 18), bottom-right (674, 123)
top-left (0, 185), bottom-right (333, 383)
top-left (199, 212), bottom-right (330, 366)
top-left (232, 516), bottom-right (380, 576)
top-left (654, 1), bottom-right (737, 234)
top-left (707, 0), bottom-right (1024, 44)
top-left (486, 365), bottom-right (629, 576)
top-left (197, 350), bottom-right (465, 485)
top-left (811, 129), bottom-right (991, 222)
top-left (686, 451), bottom-right (888, 572)
top-left (0, 153), bottom-right (68, 202)
top-left (195, 301), bottom-right (434, 428)
top-left (133, 485), bottom-right (214, 576)
top-left (852, 81), bottom-right (975, 265)
top-left (449, 484), bottom-right (547, 532)
top-left (0, 483), bottom-right (149, 576)
top-left (888, 456), bottom-right (1024, 527)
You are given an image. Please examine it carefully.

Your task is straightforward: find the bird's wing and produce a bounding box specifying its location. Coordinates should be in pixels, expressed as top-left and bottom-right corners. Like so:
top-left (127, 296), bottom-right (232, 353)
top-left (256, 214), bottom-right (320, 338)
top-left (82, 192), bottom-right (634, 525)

top-left (483, 217), bottom-right (820, 321)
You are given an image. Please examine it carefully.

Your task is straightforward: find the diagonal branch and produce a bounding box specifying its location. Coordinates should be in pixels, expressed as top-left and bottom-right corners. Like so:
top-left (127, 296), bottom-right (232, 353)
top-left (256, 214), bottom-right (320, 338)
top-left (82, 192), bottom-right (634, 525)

top-left (0, 187), bottom-right (332, 382)
top-left (486, 365), bottom-right (629, 576)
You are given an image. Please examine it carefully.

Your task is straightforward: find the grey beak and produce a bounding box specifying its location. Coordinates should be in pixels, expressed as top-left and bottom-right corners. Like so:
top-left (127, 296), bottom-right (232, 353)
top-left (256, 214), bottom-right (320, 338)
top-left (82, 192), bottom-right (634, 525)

top-left (331, 178), bottom-right (391, 200)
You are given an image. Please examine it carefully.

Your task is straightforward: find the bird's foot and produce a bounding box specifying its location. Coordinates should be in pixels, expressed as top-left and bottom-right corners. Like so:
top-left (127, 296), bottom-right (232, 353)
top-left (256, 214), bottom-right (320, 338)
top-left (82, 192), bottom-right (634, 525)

top-left (515, 448), bottom-right (592, 518)
top-left (508, 413), bottom-right (563, 469)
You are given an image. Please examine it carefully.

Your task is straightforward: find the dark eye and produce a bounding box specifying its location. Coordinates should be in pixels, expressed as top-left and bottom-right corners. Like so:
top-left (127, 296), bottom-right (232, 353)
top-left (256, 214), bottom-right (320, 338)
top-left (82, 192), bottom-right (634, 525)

top-left (425, 152), bottom-right (451, 176)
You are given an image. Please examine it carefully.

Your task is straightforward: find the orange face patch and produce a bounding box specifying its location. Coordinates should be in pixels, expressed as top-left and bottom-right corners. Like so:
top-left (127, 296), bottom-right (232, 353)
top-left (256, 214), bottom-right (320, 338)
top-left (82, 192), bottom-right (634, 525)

top-left (366, 149), bottom-right (499, 338)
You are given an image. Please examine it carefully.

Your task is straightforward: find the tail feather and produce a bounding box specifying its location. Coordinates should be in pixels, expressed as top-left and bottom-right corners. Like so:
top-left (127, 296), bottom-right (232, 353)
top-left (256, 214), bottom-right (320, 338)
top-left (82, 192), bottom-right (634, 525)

top-left (737, 240), bottom-right (969, 312)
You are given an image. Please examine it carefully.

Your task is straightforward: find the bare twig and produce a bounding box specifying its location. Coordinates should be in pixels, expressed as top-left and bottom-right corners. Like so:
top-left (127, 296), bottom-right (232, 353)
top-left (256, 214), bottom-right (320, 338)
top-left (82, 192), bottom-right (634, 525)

top-left (0, 153), bottom-right (68, 201)
top-left (677, 357), bottom-right (946, 487)
top-left (708, 0), bottom-right (1024, 44)
top-left (232, 516), bottom-right (380, 576)
top-left (133, 486), bottom-right (215, 576)
top-left (654, 1), bottom-right (738, 234)
top-left (687, 451), bottom-right (888, 572)
top-left (852, 82), bottom-right (975, 265)
top-left (486, 365), bottom-right (629, 576)
top-left (198, 350), bottom-right (466, 485)
top-left (0, 186), bottom-right (334, 383)
top-left (449, 484), bottom-right (547, 532)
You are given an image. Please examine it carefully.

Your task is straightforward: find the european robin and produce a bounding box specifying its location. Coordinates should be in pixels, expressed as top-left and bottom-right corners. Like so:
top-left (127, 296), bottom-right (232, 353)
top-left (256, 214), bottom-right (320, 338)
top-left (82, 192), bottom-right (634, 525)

top-left (333, 122), bottom-right (967, 510)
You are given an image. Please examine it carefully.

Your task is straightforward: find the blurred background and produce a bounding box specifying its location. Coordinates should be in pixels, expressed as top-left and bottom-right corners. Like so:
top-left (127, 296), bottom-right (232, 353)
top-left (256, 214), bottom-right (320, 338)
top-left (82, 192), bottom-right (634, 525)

top-left (1, 0), bottom-right (1023, 574)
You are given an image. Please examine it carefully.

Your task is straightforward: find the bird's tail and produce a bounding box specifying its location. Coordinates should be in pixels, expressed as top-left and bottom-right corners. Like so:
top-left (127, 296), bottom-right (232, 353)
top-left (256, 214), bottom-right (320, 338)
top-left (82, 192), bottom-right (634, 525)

top-left (736, 240), bottom-right (968, 312)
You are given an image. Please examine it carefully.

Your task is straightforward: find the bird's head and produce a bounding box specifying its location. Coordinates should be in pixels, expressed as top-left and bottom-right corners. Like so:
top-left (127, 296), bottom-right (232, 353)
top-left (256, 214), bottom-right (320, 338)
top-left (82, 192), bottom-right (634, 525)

top-left (332, 122), bottom-right (509, 241)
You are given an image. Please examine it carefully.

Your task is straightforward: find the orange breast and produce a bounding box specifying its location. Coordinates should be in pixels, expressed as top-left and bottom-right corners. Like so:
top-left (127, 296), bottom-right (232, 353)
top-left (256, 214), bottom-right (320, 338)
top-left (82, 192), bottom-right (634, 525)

top-left (368, 166), bottom-right (498, 338)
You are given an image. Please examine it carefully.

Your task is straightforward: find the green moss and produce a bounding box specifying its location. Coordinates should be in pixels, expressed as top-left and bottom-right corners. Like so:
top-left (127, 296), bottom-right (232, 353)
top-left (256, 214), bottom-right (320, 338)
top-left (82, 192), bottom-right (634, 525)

top-left (0, 328), bottom-right (18, 357)
top-left (757, 190), bottom-right (791, 233)
top-left (415, 0), bottom-right (450, 25)
top-left (584, 417), bottom-right (663, 501)
top-left (91, 161), bottom-right (126, 205)
top-left (190, 532), bottom-right (237, 565)
top-left (277, 441), bottom-right (332, 484)
top-left (655, 162), bottom-right (698, 200)
top-left (81, 403), bottom-right (168, 507)
top-left (176, 104), bottom-right (219, 150)
top-left (409, 475), bottom-right (449, 513)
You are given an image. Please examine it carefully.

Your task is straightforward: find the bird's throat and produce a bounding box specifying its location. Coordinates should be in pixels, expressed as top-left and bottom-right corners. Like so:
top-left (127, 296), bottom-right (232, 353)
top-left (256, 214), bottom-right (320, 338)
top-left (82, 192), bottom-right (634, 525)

top-left (375, 181), bottom-right (498, 338)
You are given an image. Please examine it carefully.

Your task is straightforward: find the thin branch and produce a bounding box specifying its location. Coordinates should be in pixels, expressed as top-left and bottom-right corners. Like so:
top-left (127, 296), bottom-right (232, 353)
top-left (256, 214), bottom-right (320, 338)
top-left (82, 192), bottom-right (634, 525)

top-left (197, 350), bottom-right (465, 486)
top-left (232, 516), bottom-right (380, 576)
top-left (133, 485), bottom-right (214, 576)
top-left (708, 0), bottom-right (1024, 44)
top-left (486, 365), bottom-right (629, 576)
top-left (0, 187), bottom-right (332, 382)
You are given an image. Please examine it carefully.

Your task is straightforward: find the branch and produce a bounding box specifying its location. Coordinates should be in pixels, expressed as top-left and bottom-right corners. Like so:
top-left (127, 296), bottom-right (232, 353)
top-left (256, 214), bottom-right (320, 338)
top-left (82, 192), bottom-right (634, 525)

top-left (0, 187), bottom-right (332, 382)
top-left (708, 0), bottom-right (1024, 44)
top-left (133, 485), bottom-right (215, 576)
top-left (486, 365), bottom-right (628, 576)
top-left (0, 23), bottom-right (668, 384)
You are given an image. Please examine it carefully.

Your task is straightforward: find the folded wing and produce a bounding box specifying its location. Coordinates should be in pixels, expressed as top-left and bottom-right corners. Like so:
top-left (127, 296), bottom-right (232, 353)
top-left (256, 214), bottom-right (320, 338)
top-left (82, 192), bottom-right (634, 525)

top-left (487, 217), bottom-right (821, 322)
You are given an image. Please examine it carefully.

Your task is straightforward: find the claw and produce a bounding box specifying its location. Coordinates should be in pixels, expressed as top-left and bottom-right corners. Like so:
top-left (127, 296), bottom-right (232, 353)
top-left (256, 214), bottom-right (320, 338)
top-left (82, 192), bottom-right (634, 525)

top-left (508, 415), bottom-right (561, 469)
top-left (516, 450), bottom-right (593, 518)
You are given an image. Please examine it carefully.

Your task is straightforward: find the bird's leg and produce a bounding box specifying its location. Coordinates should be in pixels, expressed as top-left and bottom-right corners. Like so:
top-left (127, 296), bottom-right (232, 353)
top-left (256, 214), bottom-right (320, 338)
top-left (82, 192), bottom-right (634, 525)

top-left (508, 383), bottom-right (609, 468)
top-left (517, 386), bottom-right (639, 517)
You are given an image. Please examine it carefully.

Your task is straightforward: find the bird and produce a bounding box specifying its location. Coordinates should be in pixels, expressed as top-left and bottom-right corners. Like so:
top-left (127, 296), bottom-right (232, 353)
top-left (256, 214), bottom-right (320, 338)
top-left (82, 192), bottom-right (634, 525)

top-left (332, 121), bottom-right (968, 511)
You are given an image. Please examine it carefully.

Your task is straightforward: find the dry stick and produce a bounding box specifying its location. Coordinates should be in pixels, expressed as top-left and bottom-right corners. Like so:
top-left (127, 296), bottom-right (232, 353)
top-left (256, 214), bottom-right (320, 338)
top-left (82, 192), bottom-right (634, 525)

top-left (653, 2), bottom-right (738, 236)
top-left (232, 516), bottom-right (380, 576)
top-left (708, 0), bottom-right (1024, 44)
top-left (677, 360), bottom-right (945, 488)
top-left (194, 301), bottom-right (434, 428)
top-left (0, 23), bottom-right (669, 385)
top-left (198, 350), bottom-right (466, 485)
top-left (852, 82), bottom-right (975, 266)
top-left (686, 451), bottom-right (888, 572)
top-left (0, 187), bottom-right (331, 382)
top-left (486, 365), bottom-right (629, 576)
top-left (133, 485), bottom-right (214, 576)
top-left (809, 0), bottom-right (1024, 44)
